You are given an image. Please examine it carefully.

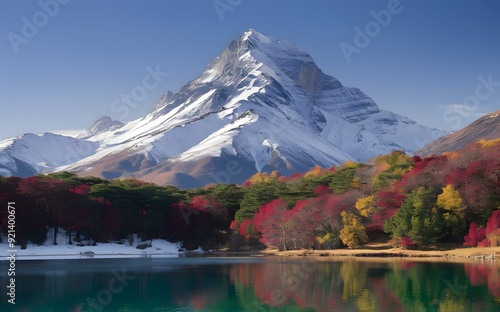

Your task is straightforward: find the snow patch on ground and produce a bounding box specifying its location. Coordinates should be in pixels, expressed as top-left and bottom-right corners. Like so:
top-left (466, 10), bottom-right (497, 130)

top-left (0, 229), bottom-right (200, 261)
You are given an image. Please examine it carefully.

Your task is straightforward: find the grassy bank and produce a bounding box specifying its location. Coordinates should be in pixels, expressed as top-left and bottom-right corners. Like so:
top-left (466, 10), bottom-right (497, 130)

top-left (260, 246), bottom-right (500, 261)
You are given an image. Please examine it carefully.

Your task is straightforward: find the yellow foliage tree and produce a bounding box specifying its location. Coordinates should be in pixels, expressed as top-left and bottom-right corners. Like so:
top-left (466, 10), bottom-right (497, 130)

top-left (437, 185), bottom-right (466, 218)
top-left (304, 165), bottom-right (324, 178)
top-left (437, 184), bottom-right (467, 235)
top-left (355, 195), bottom-right (377, 218)
top-left (269, 170), bottom-right (280, 179)
top-left (344, 161), bottom-right (358, 168)
top-left (442, 151), bottom-right (458, 159)
top-left (351, 177), bottom-right (361, 188)
top-left (479, 138), bottom-right (500, 148)
top-left (340, 211), bottom-right (368, 248)
top-left (247, 172), bottom-right (275, 184)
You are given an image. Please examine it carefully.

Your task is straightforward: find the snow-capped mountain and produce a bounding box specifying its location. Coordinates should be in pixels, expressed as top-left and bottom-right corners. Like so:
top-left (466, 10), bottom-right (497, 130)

top-left (0, 30), bottom-right (443, 187)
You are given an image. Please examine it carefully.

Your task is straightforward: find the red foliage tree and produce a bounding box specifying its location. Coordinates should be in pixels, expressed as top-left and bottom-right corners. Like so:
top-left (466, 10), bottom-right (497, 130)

top-left (239, 219), bottom-right (257, 240)
top-left (18, 176), bottom-right (69, 245)
top-left (94, 196), bottom-right (121, 242)
top-left (485, 210), bottom-right (500, 236)
top-left (444, 167), bottom-right (468, 186)
top-left (395, 155), bottom-right (449, 192)
top-left (190, 196), bottom-right (228, 225)
top-left (190, 196), bottom-right (228, 244)
top-left (242, 180), bottom-right (252, 187)
top-left (459, 159), bottom-right (499, 223)
top-left (313, 185), bottom-right (332, 195)
top-left (463, 222), bottom-right (486, 247)
top-left (284, 199), bottom-right (320, 249)
top-left (254, 199), bottom-right (291, 250)
top-left (479, 210), bottom-right (500, 247)
top-left (63, 184), bottom-right (97, 244)
top-left (368, 190), bottom-right (405, 232)
top-left (401, 236), bottom-right (416, 249)
top-left (229, 220), bottom-right (237, 231)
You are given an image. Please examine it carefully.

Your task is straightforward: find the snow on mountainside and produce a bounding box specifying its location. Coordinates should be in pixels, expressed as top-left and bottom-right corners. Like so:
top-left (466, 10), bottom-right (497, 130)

top-left (77, 116), bottom-right (124, 139)
top-left (0, 133), bottom-right (98, 177)
top-left (0, 29), bottom-right (444, 187)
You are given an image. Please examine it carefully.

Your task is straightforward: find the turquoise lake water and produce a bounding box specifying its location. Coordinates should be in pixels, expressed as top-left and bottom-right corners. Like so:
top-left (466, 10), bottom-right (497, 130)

top-left (0, 256), bottom-right (498, 311)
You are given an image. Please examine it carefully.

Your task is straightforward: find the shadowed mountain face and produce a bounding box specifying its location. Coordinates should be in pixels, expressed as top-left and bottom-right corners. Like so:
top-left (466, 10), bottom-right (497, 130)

top-left (417, 110), bottom-right (500, 157)
top-left (0, 30), bottom-right (443, 188)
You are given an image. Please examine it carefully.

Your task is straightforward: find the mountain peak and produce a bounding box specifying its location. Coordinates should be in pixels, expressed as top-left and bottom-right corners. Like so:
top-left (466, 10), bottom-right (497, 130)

top-left (0, 30), bottom-right (444, 188)
top-left (241, 29), bottom-right (273, 45)
top-left (77, 116), bottom-right (124, 139)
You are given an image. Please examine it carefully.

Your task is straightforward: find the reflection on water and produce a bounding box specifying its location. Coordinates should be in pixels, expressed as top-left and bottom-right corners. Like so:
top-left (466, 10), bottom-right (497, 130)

top-left (0, 257), bottom-right (498, 311)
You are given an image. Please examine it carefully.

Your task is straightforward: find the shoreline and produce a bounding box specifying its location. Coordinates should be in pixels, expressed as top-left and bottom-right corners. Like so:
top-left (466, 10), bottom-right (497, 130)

top-left (260, 246), bottom-right (500, 261)
top-left (2, 246), bottom-right (498, 262)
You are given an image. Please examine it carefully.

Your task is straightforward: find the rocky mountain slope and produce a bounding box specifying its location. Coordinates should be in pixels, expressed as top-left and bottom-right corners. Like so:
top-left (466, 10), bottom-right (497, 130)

top-left (417, 110), bottom-right (500, 156)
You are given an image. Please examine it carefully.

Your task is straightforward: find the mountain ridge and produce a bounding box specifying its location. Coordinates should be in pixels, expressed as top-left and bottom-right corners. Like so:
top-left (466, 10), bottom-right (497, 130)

top-left (417, 110), bottom-right (500, 156)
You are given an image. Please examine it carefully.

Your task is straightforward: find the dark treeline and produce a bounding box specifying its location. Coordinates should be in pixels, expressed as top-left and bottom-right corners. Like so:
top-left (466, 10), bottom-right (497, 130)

top-left (0, 174), bottom-right (244, 250)
top-left (1, 139), bottom-right (499, 251)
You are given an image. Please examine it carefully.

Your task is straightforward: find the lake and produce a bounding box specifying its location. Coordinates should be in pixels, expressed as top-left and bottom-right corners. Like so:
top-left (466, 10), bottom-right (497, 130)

top-left (0, 256), bottom-right (498, 311)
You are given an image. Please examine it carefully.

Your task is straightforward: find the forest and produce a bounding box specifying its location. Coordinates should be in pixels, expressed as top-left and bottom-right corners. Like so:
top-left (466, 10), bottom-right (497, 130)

top-left (1, 138), bottom-right (499, 251)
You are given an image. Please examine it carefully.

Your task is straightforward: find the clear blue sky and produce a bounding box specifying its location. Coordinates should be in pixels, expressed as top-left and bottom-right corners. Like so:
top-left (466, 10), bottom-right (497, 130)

top-left (1, 0), bottom-right (500, 140)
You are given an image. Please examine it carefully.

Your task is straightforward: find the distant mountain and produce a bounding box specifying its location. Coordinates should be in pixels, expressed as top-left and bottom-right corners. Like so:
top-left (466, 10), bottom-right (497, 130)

top-left (0, 29), bottom-right (443, 187)
top-left (417, 110), bottom-right (500, 156)
top-left (77, 116), bottom-right (124, 140)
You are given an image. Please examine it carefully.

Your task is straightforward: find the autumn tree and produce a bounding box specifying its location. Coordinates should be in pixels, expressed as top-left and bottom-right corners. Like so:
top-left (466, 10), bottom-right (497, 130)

top-left (18, 176), bottom-right (69, 245)
top-left (189, 195), bottom-right (228, 248)
top-left (355, 195), bottom-right (377, 218)
top-left (340, 211), bottom-right (368, 248)
top-left (480, 210), bottom-right (500, 247)
top-left (1, 177), bottom-right (48, 245)
top-left (372, 150), bottom-right (413, 190)
top-left (436, 184), bottom-right (467, 237)
top-left (452, 159), bottom-right (499, 225)
top-left (253, 199), bottom-right (291, 251)
top-left (396, 155), bottom-right (448, 194)
top-left (368, 190), bottom-right (405, 232)
top-left (283, 200), bottom-right (317, 249)
top-left (463, 222), bottom-right (486, 247)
